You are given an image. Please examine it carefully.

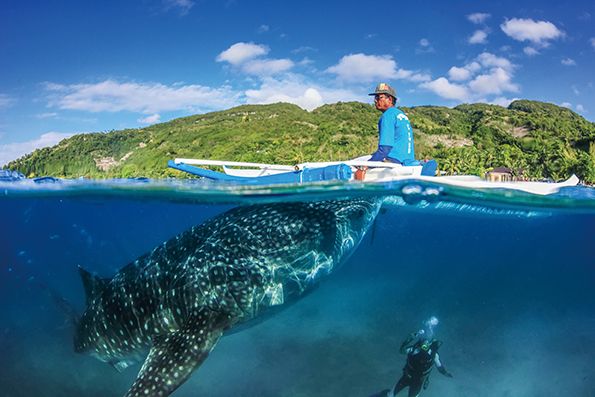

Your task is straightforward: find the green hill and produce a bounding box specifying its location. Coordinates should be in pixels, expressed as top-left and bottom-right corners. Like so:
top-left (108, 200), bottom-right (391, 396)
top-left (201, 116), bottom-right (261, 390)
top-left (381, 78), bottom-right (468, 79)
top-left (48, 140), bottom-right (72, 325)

top-left (6, 100), bottom-right (595, 183)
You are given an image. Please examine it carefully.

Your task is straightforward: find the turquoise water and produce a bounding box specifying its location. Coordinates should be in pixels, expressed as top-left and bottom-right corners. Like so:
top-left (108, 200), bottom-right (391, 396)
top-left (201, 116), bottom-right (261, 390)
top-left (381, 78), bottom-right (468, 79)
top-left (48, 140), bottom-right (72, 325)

top-left (1, 178), bottom-right (594, 397)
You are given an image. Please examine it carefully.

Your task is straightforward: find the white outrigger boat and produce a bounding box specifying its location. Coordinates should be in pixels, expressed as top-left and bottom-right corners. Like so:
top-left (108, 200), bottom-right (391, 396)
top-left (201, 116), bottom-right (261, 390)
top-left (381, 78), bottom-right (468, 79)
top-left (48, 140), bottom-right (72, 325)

top-left (167, 158), bottom-right (580, 196)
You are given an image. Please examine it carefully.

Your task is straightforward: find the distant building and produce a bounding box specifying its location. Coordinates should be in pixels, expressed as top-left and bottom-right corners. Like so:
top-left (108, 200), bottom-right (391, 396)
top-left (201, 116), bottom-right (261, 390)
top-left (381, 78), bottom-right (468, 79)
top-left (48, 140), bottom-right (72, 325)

top-left (486, 167), bottom-right (514, 182)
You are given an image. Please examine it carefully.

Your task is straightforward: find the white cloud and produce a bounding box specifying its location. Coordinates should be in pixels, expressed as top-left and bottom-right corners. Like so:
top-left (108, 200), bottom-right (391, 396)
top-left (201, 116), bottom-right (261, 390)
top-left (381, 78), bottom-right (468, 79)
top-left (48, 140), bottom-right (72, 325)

top-left (523, 46), bottom-right (540, 56)
top-left (0, 94), bottom-right (15, 109)
top-left (291, 46), bottom-right (317, 54)
top-left (448, 66), bottom-right (472, 81)
top-left (500, 18), bottom-right (563, 47)
top-left (244, 76), bottom-right (360, 111)
top-left (241, 58), bottom-right (294, 76)
top-left (572, 85), bottom-right (580, 95)
top-left (163, 0), bottom-right (194, 15)
top-left (486, 97), bottom-right (518, 107)
top-left (297, 57), bottom-right (314, 66)
top-left (467, 62), bottom-right (482, 73)
top-left (423, 53), bottom-right (518, 102)
top-left (326, 53), bottom-right (430, 83)
top-left (138, 114), bottom-right (161, 124)
top-left (35, 112), bottom-right (58, 119)
top-left (45, 80), bottom-right (238, 114)
top-left (216, 42), bottom-right (269, 65)
top-left (416, 38), bottom-right (435, 54)
top-left (561, 58), bottom-right (576, 66)
top-left (257, 25), bottom-right (269, 33)
top-left (42, 82), bottom-right (67, 91)
top-left (467, 13), bottom-right (490, 24)
top-left (0, 132), bottom-right (75, 166)
top-left (476, 52), bottom-right (514, 72)
top-left (326, 53), bottom-right (397, 82)
top-left (448, 62), bottom-right (482, 82)
top-left (247, 86), bottom-right (323, 111)
top-left (216, 42), bottom-right (293, 76)
top-left (559, 102), bottom-right (588, 113)
top-left (393, 69), bottom-right (432, 83)
top-left (469, 67), bottom-right (519, 95)
top-left (468, 30), bottom-right (488, 44)
top-left (420, 78), bottom-right (469, 101)
top-left (590, 38), bottom-right (595, 49)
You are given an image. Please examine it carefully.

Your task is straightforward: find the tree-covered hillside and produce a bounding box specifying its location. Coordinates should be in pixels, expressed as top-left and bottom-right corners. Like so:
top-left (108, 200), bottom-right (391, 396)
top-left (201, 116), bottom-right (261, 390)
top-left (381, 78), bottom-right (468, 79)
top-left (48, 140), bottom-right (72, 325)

top-left (6, 100), bottom-right (595, 183)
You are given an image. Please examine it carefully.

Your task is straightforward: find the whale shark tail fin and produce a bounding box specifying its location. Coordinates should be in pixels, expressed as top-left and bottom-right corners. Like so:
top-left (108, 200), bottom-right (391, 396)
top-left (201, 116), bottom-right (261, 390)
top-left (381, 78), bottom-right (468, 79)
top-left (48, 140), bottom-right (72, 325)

top-left (78, 265), bottom-right (108, 305)
top-left (125, 308), bottom-right (229, 397)
top-left (36, 280), bottom-right (80, 328)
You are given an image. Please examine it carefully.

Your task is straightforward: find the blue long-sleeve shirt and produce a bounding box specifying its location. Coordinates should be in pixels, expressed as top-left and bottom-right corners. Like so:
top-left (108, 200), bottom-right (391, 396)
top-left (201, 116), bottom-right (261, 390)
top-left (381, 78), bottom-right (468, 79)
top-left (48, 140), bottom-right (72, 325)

top-left (370, 107), bottom-right (416, 164)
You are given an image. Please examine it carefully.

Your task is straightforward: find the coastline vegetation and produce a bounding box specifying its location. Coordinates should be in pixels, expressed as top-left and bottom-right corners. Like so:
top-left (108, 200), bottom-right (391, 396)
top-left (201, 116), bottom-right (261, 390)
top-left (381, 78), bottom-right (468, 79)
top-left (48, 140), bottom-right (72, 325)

top-left (6, 100), bottom-right (595, 183)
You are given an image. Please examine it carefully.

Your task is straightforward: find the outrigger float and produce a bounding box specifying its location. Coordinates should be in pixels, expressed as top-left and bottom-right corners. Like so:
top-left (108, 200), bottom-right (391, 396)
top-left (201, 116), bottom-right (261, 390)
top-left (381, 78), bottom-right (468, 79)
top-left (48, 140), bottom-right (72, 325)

top-left (167, 158), bottom-right (580, 196)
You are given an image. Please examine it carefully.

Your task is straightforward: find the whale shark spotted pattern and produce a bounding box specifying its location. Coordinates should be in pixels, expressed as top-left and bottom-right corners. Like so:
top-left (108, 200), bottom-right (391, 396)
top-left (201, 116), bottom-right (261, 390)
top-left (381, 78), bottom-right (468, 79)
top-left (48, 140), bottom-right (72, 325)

top-left (74, 198), bottom-right (382, 396)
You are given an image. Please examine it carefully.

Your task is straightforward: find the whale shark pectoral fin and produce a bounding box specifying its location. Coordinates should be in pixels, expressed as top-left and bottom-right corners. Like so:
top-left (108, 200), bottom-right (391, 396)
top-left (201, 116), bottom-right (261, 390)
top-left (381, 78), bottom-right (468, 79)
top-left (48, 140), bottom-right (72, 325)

top-left (124, 308), bottom-right (228, 397)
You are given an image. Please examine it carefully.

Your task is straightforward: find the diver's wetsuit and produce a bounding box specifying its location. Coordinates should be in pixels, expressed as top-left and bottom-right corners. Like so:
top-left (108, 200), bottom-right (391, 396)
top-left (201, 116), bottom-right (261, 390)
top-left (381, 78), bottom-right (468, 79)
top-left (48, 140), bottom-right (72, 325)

top-left (391, 335), bottom-right (452, 397)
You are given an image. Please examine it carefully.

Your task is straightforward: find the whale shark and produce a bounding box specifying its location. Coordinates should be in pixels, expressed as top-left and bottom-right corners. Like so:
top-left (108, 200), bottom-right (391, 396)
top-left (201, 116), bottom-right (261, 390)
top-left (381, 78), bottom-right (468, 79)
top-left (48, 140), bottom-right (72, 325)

top-left (74, 198), bottom-right (382, 396)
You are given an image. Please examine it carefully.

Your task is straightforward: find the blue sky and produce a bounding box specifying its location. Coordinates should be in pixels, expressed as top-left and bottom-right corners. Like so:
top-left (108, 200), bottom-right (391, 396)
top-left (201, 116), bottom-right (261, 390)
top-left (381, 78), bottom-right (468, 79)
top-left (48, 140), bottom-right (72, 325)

top-left (1, 0), bottom-right (594, 165)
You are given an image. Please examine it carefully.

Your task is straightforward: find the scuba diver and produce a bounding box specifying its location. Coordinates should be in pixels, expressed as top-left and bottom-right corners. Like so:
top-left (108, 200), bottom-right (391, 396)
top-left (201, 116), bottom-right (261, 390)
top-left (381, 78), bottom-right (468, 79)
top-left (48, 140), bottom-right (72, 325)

top-left (388, 317), bottom-right (452, 397)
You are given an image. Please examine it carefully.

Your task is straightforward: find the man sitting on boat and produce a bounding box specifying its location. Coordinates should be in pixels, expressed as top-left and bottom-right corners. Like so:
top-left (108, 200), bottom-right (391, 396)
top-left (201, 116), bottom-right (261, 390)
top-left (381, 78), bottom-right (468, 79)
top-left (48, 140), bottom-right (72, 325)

top-left (370, 82), bottom-right (416, 163)
top-left (355, 82), bottom-right (418, 180)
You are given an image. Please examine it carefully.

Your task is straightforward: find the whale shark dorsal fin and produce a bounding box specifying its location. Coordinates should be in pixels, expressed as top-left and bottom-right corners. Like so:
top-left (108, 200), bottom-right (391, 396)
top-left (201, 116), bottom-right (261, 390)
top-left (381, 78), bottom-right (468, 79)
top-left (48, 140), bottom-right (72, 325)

top-left (124, 308), bottom-right (228, 397)
top-left (78, 266), bottom-right (108, 304)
